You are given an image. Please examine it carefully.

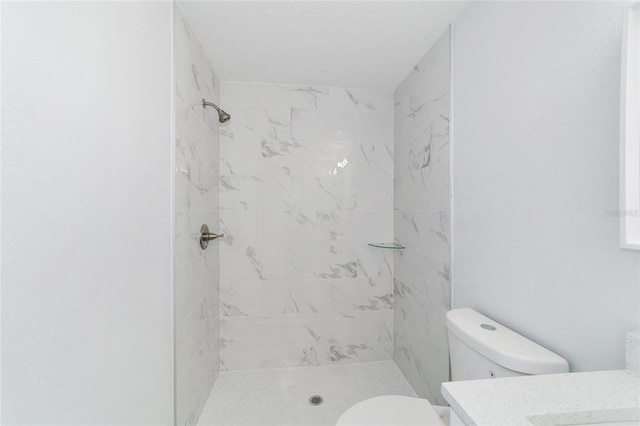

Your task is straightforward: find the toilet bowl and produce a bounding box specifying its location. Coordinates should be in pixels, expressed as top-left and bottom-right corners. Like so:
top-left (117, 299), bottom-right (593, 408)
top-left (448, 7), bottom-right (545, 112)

top-left (336, 308), bottom-right (569, 426)
top-left (336, 395), bottom-right (447, 426)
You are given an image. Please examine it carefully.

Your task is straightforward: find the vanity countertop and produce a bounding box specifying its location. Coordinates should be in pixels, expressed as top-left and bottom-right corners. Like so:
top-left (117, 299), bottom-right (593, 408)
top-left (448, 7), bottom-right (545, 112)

top-left (441, 369), bottom-right (640, 425)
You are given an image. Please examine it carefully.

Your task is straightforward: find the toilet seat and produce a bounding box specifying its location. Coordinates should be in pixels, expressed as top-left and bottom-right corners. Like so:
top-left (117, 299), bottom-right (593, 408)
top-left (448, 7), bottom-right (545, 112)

top-left (336, 395), bottom-right (445, 426)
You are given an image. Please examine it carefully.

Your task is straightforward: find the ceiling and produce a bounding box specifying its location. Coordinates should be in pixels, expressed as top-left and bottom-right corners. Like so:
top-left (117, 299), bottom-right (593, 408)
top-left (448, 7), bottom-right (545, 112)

top-left (178, 1), bottom-right (469, 90)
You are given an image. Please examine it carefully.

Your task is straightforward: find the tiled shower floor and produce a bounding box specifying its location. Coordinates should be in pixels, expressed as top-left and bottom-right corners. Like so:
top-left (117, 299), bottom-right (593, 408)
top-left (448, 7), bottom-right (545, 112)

top-left (197, 360), bottom-right (417, 426)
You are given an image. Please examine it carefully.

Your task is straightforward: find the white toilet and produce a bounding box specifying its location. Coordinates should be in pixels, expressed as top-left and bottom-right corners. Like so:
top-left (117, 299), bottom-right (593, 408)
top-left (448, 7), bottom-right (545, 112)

top-left (336, 308), bottom-right (569, 426)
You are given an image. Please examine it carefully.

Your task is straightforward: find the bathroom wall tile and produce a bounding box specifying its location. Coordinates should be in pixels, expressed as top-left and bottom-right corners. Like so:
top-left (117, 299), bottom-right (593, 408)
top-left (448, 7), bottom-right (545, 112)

top-left (175, 263), bottom-right (195, 324)
top-left (356, 244), bottom-right (393, 278)
top-left (221, 81), bottom-right (267, 106)
top-left (262, 84), bottom-right (332, 109)
top-left (220, 347), bottom-right (295, 371)
top-left (353, 212), bottom-right (394, 245)
top-left (219, 137), bottom-right (261, 177)
top-left (328, 87), bottom-right (394, 112)
top-left (175, 212), bottom-right (196, 268)
top-left (291, 341), bottom-right (393, 367)
top-left (291, 108), bottom-right (359, 144)
top-left (262, 279), bottom-right (329, 315)
top-left (220, 81), bottom-right (393, 370)
top-left (329, 278), bottom-right (394, 312)
top-left (394, 248), bottom-right (451, 310)
top-left (358, 110), bottom-right (395, 146)
top-left (219, 210), bottom-right (261, 247)
top-left (393, 27), bottom-right (451, 406)
top-left (354, 174), bottom-right (393, 212)
top-left (302, 176), bottom-right (357, 211)
top-left (221, 315), bottom-right (289, 351)
top-left (289, 313), bottom-right (355, 347)
top-left (219, 175), bottom-right (262, 211)
top-left (393, 298), bottom-right (449, 405)
top-left (174, 9), bottom-right (221, 425)
top-left (259, 174), bottom-right (305, 212)
top-left (221, 279), bottom-right (263, 317)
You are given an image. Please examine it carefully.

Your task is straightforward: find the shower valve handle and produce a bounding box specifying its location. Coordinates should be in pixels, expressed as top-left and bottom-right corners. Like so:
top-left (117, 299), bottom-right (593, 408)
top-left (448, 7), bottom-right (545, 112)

top-left (199, 224), bottom-right (223, 250)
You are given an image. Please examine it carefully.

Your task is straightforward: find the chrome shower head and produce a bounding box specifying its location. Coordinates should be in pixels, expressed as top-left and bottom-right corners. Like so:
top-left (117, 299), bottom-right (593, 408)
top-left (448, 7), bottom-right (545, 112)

top-left (202, 99), bottom-right (231, 123)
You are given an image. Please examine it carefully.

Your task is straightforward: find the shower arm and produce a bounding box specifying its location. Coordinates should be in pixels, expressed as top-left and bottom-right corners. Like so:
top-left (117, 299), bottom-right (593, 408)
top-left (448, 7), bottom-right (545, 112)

top-left (202, 99), bottom-right (222, 112)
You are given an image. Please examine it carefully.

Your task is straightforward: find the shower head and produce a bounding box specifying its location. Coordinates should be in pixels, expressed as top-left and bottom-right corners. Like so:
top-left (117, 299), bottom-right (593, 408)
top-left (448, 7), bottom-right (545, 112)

top-left (202, 99), bottom-right (231, 123)
top-left (218, 109), bottom-right (231, 123)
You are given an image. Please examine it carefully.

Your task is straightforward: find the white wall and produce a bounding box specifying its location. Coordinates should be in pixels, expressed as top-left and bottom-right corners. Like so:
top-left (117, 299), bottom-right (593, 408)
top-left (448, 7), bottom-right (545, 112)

top-left (1, 2), bottom-right (174, 424)
top-left (452, 2), bottom-right (640, 372)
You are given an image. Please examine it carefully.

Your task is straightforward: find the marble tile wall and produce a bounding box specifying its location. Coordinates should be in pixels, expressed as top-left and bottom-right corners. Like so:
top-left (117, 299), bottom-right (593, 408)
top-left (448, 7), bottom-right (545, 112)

top-left (219, 81), bottom-right (395, 370)
top-left (393, 28), bottom-right (452, 405)
top-left (174, 8), bottom-right (221, 425)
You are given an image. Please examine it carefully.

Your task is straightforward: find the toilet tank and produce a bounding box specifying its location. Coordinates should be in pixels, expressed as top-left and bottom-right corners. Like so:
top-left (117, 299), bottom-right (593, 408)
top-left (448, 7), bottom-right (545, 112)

top-left (446, 308), bottom-right (569, 381)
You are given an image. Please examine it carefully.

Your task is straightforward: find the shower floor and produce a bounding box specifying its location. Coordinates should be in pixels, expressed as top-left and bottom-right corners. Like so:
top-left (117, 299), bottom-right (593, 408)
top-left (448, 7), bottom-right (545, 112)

top-left (196, 360), bottom-right (417, 426)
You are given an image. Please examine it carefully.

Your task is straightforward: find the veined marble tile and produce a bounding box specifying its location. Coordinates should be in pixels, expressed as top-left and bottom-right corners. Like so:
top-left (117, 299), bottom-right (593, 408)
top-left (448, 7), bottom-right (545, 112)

top-left (174, 9), bottom-right (221, 425)
top-left (328, 87), bottom-right (394, 112)
top-left (351, 143), bottom-right (394, 180)
top-left (176, 339), bottom-right (218, 426)
top-left (395, 27), bottom-right (450, 102)
top-left (287, 244), bottom-right (358, 280)
top-left (259, 174), bottom-right (305, 212)
top-left (220, 346), bottom-right (295, 371)
top-left (260, 210), bottom-right (350, 245)
top-left (358, 110), bottom-right (395, 146)
top-left (291, 108), bottom-right (359, 144)
top-left (302, 176), bottom-right (357, 211)
top-left (262, 84), bottom-right (332, 109)
top-left (260, 278), bottom-right (393, 316)
top-left (221, 81), bottom-right (267, 106)
top-left (261, 279), bottom-right (331, 315)
top-left (356, 244), bottom-right (393, 278)
top-left (354, 174), bottom-right (393, 212)
top-left (176, 212), bottom-right (196, 268)
top-left (219, 174), bottom-right (262, 211)
top-left (219, 81), bottom-right (394, 372)
top-left (393, 26), bottom-right (451, 409)
top-left (393, 298), bottom-right (449, 405)
top-left (304, 142), bottom-right (354, 179)
top-left (221, 279), bottom-right (262, 317)
top-left (329, 277), bottom-right (393, 312)
top-left (219, 210), bottom-right (261, 247)
top-left (220, 105), bottom-right (291, 146)
top-left (289, 312), bottom-right (355, 347)
top-left (291, 341), bottom-right (393, 367)
top-left (353, 212), bottom-right (394, 245)
top-left (219, 137), bottom-right (261, 177)
top-left (175, 263), bottom-right (195, 324)
top-left (221, 315), bottom-right (289, 351)
top-left (394, 248), bottom-right (451, 310)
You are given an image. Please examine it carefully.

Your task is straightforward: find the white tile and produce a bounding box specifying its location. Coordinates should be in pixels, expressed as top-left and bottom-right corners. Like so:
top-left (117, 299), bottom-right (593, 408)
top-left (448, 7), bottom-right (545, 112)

top-left (174, 11), bottom-right (221, 425)
top-left (218, 82), bottom-right (394, 373)
top-left (291, 108), bottom-right (359, 143)
top-left (198, 361), bottom-right (416, 426)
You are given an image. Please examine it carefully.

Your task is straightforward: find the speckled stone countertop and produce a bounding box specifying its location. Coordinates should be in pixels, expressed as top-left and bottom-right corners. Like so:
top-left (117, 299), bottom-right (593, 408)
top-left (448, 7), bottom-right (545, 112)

top-left (441, 370), bottom-right (640, 425)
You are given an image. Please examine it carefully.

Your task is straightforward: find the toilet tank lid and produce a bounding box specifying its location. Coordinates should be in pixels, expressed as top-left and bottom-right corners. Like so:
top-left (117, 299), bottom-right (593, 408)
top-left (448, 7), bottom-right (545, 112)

top-left (446, 308), bottom-right (569, 375)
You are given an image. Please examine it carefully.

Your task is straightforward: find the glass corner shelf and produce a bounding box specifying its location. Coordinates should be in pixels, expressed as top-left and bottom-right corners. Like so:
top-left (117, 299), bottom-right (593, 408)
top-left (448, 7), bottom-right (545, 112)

top-left (367, 242), bottom-right (405, 250)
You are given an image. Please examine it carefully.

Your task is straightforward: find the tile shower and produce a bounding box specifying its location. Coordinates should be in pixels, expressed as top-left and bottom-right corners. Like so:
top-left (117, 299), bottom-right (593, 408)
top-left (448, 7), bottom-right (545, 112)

top-left (218, 82), bottom-right (395, 370)
top-left (173, 7), bottom-right (452, 423)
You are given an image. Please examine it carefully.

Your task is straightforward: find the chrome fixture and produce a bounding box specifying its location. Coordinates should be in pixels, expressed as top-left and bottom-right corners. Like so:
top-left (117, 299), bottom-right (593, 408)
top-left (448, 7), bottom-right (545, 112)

top-left (202, 99), bottom-right (231, 123)
top-left (199, 224), bottom-right (223, 250)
